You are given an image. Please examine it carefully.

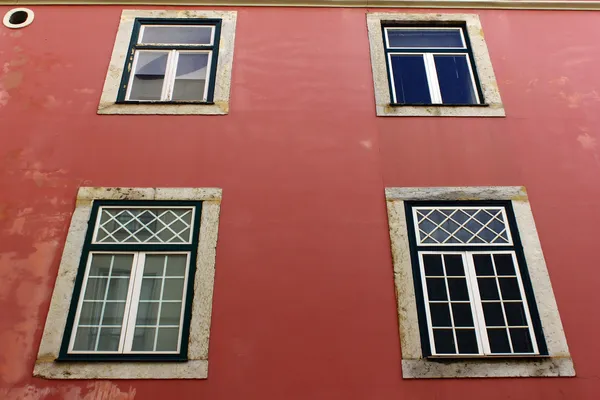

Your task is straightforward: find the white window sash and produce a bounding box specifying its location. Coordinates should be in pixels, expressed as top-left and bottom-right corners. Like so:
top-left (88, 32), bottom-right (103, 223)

top-left (125, 50), bottom-right (213, 102)
top-left (68, 251), bottom-right (190, 355)
top-left (387, 52), bottom-right (480, 105)
top-left (421, 250), bottom-right (539, 357)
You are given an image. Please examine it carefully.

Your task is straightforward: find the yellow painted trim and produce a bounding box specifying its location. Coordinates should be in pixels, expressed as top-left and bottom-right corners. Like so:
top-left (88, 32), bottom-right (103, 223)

top-left (3, 1), bottom-right (600, 11)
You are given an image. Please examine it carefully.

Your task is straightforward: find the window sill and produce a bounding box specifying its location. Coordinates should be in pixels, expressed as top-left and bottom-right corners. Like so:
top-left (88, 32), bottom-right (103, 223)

top-left (116, 101), bottom-right (215, 105)
top-left (98, 101), bottom-right (228, 115)
top-left (402, 356), bottom-right (574, 379)
top-left (56, 354), bottom-right (188, 362)
top-left (378, 102), bottom-right (504, 117)
top-left (389, 103), bottom-right (489, 107)
top-left (34, 359), bottom-right (208, 380)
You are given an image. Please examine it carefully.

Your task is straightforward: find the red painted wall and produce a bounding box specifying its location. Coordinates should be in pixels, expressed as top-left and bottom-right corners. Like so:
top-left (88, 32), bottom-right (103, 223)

top-left (1, 5), bottom-right (599, 399)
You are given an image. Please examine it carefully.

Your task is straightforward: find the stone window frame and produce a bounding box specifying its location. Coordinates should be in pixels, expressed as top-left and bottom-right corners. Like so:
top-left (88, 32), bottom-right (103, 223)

top-left (386, 186), bottom-right (574, 378)
top-left (367, 13), bottom-right (505, 117)
top-left (34, 187), bottom-right (222, 379)
top-left (98, 10), bottom-right (237, 115)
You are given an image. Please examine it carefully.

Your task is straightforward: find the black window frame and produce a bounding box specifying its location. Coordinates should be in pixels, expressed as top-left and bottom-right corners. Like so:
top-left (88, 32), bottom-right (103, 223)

top-left (404, 200), bottom-right (548, 358)
top-left (382, 22), bottom-right (486, 107)
top-left (57, 199), bottom-right (203, 362)
top-left (116, 18), bottom-right (222, 105)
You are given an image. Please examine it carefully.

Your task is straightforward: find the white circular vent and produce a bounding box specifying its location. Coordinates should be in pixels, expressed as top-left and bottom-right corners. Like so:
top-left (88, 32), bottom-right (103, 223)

top-left (3, 8), bottom-right (35, 29)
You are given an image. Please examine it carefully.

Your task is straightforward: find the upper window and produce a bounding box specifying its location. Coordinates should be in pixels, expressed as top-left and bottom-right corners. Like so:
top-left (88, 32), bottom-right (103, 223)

top-left (61, 202), bottom-right (201, 360)
top-left (119, 20), bottom-right (221, 103)
top-left (367, 13), bottom-right (504, 117)
top-left (98, 10), bottom-right (237, 115)
top-left (407, 203), bottom-right (545, 357)
top-left (383, 26), bottom-right (481, 106)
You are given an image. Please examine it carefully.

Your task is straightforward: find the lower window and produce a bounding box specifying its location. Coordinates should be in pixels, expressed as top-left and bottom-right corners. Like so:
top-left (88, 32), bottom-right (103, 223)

top-left (70, 252), bottom-right (191, 354)
top-left (407, 202), bottom-right (547, 358)
top-left (59, 201), bottom-right (202, 361)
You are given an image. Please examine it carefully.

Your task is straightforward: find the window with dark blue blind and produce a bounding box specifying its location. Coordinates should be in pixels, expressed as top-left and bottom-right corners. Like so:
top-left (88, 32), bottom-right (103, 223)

top-left (383, 25), bottom-right (483, 106)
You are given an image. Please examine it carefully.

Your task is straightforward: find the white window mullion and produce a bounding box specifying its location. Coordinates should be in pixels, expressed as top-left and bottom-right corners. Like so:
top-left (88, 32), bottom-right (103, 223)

top-left (123, 253), bottom-right (146, 353)
top-left (163, 50), bottom-right (179, 101)
top-left (465, 253), bottom-right (491, 355)
top-left (424, 53), bottom-right (442, 104)
top-left (459, 252), bottom-right (485, 356)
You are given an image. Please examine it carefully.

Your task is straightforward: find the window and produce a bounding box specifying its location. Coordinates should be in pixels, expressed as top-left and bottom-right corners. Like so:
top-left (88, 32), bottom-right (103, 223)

top-left (384, 26), bottom-right (481, 105)
top-left (119, 20), bottom-right (220, 103)
top-left (98, 10), bottom-right (237, 115)
top-left (61, 203), bottom-right (200, 360)
top-left (34, 187), bottom-right (222, 379)
top-left (367, 13), bottom-right (504, 117)
top-left (386, 187), bottom-right (574, 378)
top-left (407, 203), bottom-right (545, 357)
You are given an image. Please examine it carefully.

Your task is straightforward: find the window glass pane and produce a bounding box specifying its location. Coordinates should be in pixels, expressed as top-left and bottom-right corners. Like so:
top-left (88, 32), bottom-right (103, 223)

top-left (444, 255), bottom-right (464, 276)
top-left (140, 278), bottom-right (162, 301)
top-left (389, 55), bottom-right (431, 104)
top-left (510, 328), bottom-right (534, 353)
top-left (494, 254), bottom-right (516, 276)
top-left (144, 255), bottom-right (166, 276)
top-left (488, 328), bottom-right (511, 353)
top-left (129, 51), bottom-right (169, 101)
top-left (451, 303), bottom-right (474, 327)
top-left (163, 279), bottom-right (185, 301)
top-left (160, 302), bottom-right (183, 325)
top-left (156, 327), bottom-right (180, 351)
top-left (97, 327), bottom-right (121, 351)
top-left (79, 302), bottom-right (103, 325)
top-left (426, 278), bottom-right (447, 301)
top-left (430, 303), bottom-right (451, 327)
top-left (499, 278), bottom-right (522, 300)
top-left (386, 28), bottom-right (464, 48)
top-left (456, 329), bottom-right (479, 354)
top-left (112, 255), bottom-right (135, 276)
top-left (434, 55), bottom-right (478, 105)
top-left (89, 255), bottom-right (113, 276)
top-left (504, 302), bottom-right (528, 326)
top-left (166, 255), bottom-right (187, 276)
top-left (102, 302), bottom-right (126, 325)
top-left (422, 254), bottom-right (443, 276)
top-left (483, 302), bottom-right (506, 326)
top-left (433, 329), bottom-right (456, 354)
top-left (73, 327), bottom-right (98, 351)
top-left (447, 278), bottom-right (469, 301)
top-left (141, 25), bottom-right (213, 45)
top-left (477, 278), bottom-right (499, 300)
top-left (136, 302), bottom-right (159, 325)
top-left (84, 278), bottom-right (107, 300)
top-left (132, 327), bottom-right (156, 351)
top-left (473, 254), bottom-right (494, 276)
top-left (172, 52), bottom-right (209, 101)
top-left (106, 278), bottom-right (130, 301)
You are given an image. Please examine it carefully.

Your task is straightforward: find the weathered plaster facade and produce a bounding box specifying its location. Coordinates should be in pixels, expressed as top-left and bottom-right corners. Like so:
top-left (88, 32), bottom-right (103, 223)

top-left (34, 187), bottom-right (222, 379)
top-left (385, 187), bottom-right (574, 378)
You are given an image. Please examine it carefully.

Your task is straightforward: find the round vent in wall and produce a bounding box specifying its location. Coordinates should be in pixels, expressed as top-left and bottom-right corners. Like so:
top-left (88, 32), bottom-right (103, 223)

top-left (3, 8), bottom-right (34, 29)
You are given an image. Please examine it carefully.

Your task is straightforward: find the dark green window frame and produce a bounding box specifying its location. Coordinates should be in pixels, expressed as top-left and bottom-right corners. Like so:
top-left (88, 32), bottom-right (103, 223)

top-left (404, 200), bottom-right (548, 358)
top-left (58, 200), bottom-right (202, 362)
top-left (382, 22), bottom-right (485, 106)
top-left (116, 18), bottom-right (222, 104)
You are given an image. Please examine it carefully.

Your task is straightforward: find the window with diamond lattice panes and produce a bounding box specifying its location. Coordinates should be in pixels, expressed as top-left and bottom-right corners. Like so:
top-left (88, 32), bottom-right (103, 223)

top-left (59, 201), bottom-right (202, 361)
top-left (407, 202), bottom-right (546, 357)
